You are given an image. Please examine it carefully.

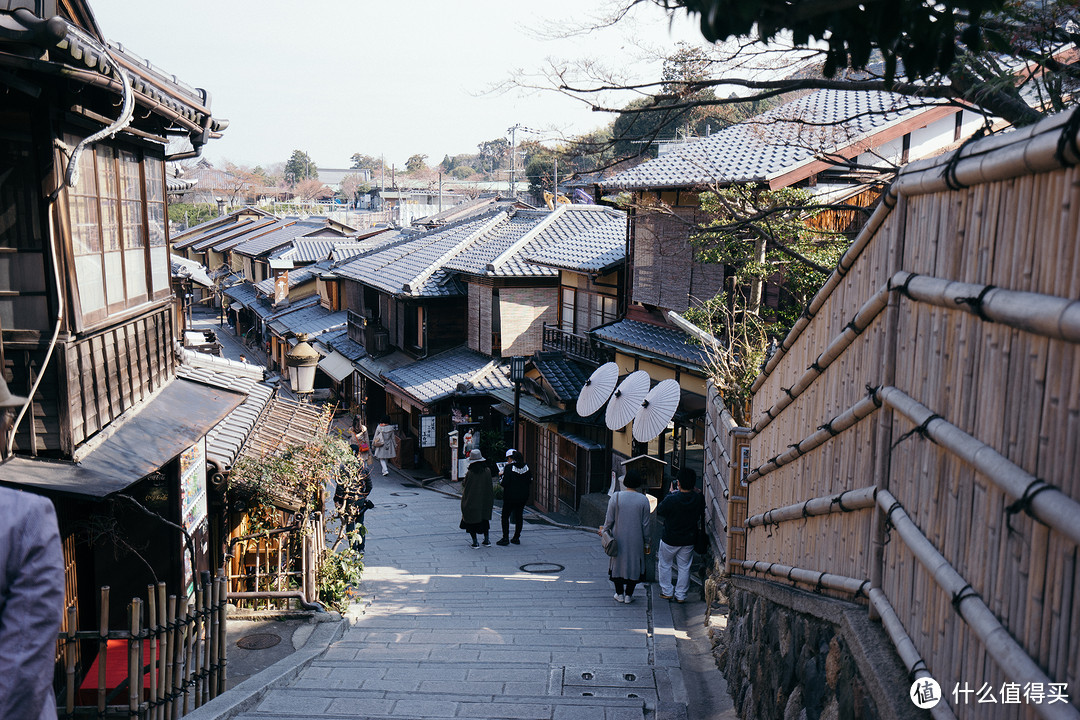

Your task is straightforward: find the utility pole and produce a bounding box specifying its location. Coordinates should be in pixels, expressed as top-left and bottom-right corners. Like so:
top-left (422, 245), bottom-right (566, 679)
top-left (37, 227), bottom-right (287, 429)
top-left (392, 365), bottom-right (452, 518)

top-left (507, 124), bottom-right (521, 197)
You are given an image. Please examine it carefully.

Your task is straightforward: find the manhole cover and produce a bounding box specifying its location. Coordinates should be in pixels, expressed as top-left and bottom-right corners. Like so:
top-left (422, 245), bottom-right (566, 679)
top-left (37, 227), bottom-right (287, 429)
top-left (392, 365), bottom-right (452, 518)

top-left (390, 491), bottom-right (418, 496)
top-left (236, 633), bottom-right (281, 650)
top-left (379, 503), bottom-right (408, 509)
top-left (520, 562), bottom-right (564, 574)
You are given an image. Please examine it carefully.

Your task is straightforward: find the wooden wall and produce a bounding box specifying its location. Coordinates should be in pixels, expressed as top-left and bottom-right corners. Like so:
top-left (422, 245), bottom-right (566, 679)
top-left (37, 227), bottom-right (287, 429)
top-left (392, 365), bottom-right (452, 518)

top-left (728, 115), bottom-right (1080, 719)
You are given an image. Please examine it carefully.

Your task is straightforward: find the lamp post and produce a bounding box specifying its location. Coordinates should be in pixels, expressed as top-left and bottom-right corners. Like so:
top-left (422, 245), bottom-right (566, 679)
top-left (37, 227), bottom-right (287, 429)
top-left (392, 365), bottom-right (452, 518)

top-left (510, 356), bottom-right (525, 450)
top-left (285, 333), bottom-right (319, 402)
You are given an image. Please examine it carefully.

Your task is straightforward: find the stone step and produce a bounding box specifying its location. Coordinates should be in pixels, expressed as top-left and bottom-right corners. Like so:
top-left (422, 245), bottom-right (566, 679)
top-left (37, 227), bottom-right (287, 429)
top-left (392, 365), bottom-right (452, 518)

top-left (236, 687), bottom-right (646, 720)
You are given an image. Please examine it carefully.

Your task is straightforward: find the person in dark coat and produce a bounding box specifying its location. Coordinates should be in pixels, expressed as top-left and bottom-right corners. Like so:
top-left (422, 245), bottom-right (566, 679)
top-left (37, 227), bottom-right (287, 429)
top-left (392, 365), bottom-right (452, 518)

top-left (460, 448), bottom-right (494, 547)
top-left (656, 467), bottom-right (706, 602)
top-left (496, 449), bottom-right (532, 545)
top-left (600, 469), bottom-right (652, 604)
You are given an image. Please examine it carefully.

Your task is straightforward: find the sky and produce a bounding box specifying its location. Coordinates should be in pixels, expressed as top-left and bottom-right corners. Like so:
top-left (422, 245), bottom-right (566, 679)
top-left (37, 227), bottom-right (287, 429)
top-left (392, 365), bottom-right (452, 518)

top-left (88, 1), bottom-right (706, 170)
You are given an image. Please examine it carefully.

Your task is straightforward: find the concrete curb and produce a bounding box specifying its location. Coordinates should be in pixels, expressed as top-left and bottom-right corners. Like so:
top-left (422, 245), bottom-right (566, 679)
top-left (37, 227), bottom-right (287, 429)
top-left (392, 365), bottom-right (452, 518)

top-left (179, 616), bottom-right (347, 720)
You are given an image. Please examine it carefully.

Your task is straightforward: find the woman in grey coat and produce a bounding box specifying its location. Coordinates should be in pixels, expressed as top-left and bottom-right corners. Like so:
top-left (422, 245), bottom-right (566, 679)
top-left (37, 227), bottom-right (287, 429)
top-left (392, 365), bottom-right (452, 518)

top-left (600, 469), bottom-right (652, 604)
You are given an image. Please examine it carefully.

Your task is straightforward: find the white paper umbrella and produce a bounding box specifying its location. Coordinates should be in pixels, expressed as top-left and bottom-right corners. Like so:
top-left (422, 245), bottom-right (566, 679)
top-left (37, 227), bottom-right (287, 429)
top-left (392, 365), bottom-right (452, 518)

top-left (632, 378), bottom-right (681, 442)
top-left (576, 361), bottom-right (619, 417)
top-left (605, 370), bottom-right (651, 430)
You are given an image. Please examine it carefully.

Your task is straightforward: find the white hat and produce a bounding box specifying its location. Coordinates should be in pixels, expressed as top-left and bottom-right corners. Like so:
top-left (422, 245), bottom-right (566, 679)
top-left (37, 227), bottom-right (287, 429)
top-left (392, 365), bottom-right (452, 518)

top-left (468, 448), bottom-right (485, 463)
top-left (0, 379), bottom-right (27, 408)
top-left (506, 448), bottom-right (516, 458)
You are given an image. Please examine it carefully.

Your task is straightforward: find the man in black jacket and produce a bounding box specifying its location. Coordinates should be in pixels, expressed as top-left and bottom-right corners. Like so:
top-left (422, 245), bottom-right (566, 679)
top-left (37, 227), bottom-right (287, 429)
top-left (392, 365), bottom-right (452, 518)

top-left (496, 449), bottom-right (532, 545)
top-left (656, 468), bottom-right (706, 602)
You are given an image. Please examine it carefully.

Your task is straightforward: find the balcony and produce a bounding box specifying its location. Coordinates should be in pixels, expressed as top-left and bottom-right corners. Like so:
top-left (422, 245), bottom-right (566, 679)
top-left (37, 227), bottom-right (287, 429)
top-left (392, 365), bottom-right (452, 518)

top-left (542, 324), bottom-right (612, 366)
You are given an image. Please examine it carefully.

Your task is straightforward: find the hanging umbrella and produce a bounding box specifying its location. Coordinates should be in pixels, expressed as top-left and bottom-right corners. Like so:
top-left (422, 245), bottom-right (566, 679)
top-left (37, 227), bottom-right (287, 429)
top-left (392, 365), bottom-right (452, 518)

top-left (632, 378), bottom-right (681, 443)
top-left (605, 370), bottom-right (651, 430)
top-left (576, 361), bottom-right (619, 417)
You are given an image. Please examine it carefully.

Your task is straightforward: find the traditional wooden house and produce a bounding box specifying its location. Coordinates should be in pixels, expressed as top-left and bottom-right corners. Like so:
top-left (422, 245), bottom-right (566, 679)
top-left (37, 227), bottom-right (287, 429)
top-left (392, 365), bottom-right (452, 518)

top-left (597, 87), bottom-right (986, 485)
top-left (0, 0), bottom-right (241, 708)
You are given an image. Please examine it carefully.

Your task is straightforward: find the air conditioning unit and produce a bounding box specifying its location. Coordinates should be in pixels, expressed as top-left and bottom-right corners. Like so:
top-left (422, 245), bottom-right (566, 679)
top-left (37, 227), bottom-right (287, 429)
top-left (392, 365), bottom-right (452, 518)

top-left (371, 327), bottom-right (390, 356)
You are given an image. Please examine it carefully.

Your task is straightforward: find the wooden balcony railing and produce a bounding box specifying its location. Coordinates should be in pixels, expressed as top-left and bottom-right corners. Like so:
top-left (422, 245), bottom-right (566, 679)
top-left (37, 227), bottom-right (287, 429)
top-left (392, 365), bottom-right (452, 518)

top-left (541, 324), bottom-right (611, 366)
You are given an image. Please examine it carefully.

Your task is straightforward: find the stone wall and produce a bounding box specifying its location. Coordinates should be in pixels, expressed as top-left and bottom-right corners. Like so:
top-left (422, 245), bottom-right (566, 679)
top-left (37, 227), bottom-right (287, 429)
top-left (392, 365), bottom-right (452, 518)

top-left (718, 577), bottom-right (926, 720)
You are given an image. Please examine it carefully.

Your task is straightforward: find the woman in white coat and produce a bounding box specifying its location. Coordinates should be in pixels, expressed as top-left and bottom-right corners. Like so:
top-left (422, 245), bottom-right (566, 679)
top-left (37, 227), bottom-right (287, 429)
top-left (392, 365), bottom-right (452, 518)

top-left (600, 469), bottom-right (652, 604)
top-left (370, 415), bottom-right (398, 476)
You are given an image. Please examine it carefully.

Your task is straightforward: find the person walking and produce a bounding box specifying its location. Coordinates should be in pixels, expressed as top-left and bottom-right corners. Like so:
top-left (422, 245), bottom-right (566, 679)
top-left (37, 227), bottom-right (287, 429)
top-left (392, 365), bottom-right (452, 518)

top-left (370, 416), bottom-right (397, 476)
top-left (656, 468), bottom-right (706, 603)
top-left (600, 469), bottom-right (652, 604)
top-left (460, 448), bottom-right (494, 548)
top-left (496, 449), bottom-right (531, 546)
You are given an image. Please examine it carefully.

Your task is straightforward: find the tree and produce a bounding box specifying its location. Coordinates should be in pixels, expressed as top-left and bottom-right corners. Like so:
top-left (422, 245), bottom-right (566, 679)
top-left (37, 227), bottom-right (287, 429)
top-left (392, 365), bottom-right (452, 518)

top-left (284, 150), bottom-right (318, 187)
top-left (221, 162), bottom-right (262, 206)
top-left (293, 178), bottom-right (330, 202)
top-left (405, 154), bottom-right (428, 173)
top-left (477, 138), bottom-right (510, 173)
top-left (350, 153), bottom-right (381, 171)
top-left (338, 173), bottom-right (371, 206)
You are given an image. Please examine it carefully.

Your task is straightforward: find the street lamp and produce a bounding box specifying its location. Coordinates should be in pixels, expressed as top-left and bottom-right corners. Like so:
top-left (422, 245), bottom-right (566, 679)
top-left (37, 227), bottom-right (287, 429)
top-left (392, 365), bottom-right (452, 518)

top-left (510, 356), bottom-right (526, 449)
top-left (285, 333), bottom-right (319, 401)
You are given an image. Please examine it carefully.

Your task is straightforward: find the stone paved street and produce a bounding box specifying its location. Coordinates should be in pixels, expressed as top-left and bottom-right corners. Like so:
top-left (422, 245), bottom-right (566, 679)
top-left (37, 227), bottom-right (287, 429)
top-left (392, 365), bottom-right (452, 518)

top-left (229, 465), bottom-right (732, 720)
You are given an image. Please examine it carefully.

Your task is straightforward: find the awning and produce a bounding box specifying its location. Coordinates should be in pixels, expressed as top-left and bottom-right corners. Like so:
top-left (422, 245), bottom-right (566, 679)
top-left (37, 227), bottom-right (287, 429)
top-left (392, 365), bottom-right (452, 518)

top-left (488, 388), bottom-right (564, 424)
top-left (318, 351), bottom-right (355, 383)
top-left (0, 379), bottom-right (245, 498)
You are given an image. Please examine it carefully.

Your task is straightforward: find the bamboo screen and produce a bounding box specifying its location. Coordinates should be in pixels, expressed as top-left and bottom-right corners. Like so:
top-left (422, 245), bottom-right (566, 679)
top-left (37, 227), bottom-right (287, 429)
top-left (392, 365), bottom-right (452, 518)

top-left (732, 110), bottom-right (1080, 720)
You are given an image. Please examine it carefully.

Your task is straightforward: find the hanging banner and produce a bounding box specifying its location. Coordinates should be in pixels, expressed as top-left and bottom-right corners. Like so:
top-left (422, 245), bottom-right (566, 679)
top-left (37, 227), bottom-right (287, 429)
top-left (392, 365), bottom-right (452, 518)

top-left (420, 415), bottom-right (436, 447)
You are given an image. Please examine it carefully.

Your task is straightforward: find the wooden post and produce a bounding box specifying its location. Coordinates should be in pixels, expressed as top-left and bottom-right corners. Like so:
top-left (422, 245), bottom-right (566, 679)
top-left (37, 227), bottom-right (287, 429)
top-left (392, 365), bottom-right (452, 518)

top-left (209, 576), bottom-right (220, 699)
top-left (147, 585), bottom-right (158, 717)
top-left (98, 586), bottom-right (110, 715)
top-left (181, 600), bottom-right (194, 715)
top-left (217, 572), bottom-right (228, 693)
top-left (156, 583), bottom-right (166, 720)
top-left (128, 598), bottom-right (142, 717)
top-left (167, 594), bottom-right (180, 720)
top-left (64, 605), bottom-right (77, 716)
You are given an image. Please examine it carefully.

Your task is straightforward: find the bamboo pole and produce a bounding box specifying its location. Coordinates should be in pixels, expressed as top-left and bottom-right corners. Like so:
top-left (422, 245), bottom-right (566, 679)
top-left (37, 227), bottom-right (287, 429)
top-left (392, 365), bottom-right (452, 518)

top-left (746, 392), bottom-right (882, 483)
top-left (878, 386), bottom-right (1080, 547)
top-left (876, 490), bottom-right (1080, 720)
top-left (182, 600), bottom-right (194, 715)
top-left (168, 594), bottom-right (180, 720)
top-left (216, 573), bottom-right (229, 695)
top-left (746, 486), bottom-right (876, 528)
top-left (147, 584), bottom-right (158, 717)
top-left (867, 588), bottom-right (958, 720)
top-left (733, 559), bottom-right (870, 597)
top-left (156, 583), bottom-right (166, 720)
top-left (209, 577), bottom-right (220, 699)
top-left (128, 598), bottom-right (141, 718)
top-left (98, 586), bottom-right (109, 715)
top-left (64, 605), bottom-right (76, 716)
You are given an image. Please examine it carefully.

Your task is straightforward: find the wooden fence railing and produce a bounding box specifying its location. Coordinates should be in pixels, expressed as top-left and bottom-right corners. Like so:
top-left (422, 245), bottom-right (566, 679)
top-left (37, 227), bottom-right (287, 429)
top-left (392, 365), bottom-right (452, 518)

top-left (225, 513), bottom-right (325, 611)
top-left (58, 572), bottom-right (227, 719)
top-left (707, 109), bottom-right (1080, 720)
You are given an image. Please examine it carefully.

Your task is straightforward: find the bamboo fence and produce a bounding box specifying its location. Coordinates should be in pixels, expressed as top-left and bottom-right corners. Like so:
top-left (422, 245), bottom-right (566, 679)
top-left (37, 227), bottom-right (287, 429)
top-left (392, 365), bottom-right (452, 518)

top-left (58, 573), bottom-right (227, 719)
top-left (707, 108), bottom-right (1080, 719)
top-left (225, 512), bottom-right (325, 611)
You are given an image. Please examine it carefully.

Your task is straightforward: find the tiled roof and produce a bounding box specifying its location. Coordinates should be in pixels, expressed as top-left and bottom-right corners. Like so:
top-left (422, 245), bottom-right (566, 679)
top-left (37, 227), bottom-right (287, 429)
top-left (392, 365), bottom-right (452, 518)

top-left (413, 196), bottom-right (502, 226)
top-left (253, 266), bottom-right (318, 296)
top-left (322, 329), bottom-right (367, 362)
top-left (592, 318), bottom-right (710, 369)
top-left (267, 302), bottom-right (346, 340)
top-left (603, 89), bottom-right (923, 190)
top-left (383, 346), bottom-right (512, 406)
top-left (231, 222), bottom-right (318, 258)
top-left (175, 364), bottom-right (274, 470)
top-left (273, 239), bottom-right (368, 264)
top-left (442, 210), bottom-right (549, 275)
top-left (223, 282), bottom-right (259, 308)
top-left (333, 214), bottom-right (499, 297)
top-left (531, 352), bottom-right (593, 402)
top-left (524, 206), bottom-right (626, 274)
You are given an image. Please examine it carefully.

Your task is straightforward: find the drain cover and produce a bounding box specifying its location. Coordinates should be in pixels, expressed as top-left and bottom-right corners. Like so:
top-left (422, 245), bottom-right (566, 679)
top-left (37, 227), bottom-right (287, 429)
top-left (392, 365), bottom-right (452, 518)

top-left (520, 563), bottom-right (564, 574)
top-left (390, 491), bottom-right (418, 496)
top-left (379, 503), bottom-right (408, 509)
top-left (236, 633), bottom-right (281, 650)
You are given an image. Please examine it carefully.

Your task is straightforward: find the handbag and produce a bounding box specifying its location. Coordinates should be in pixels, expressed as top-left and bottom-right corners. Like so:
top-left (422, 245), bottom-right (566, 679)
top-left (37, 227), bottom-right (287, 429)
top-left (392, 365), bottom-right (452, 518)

top-left (601, 493), bottom-right (619, 557)
top-left (372, 431), bottom-right (384, 448)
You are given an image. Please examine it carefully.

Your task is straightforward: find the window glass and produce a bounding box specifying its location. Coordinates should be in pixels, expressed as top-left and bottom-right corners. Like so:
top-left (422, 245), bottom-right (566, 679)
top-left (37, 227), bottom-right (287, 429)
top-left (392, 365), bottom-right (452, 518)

top-left (95, 146), bottom-right (120, 252)
top-left (560, 287), bottom-right (575, 333)
top-left (120, 151), bottom-right (145, 249)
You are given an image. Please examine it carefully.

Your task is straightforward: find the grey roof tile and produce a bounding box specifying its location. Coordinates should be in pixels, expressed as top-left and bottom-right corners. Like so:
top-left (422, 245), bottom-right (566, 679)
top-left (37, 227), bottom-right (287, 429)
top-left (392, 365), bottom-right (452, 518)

top-left (383, 346), bottom-right (512, 406)
top-left (524, 206), bottom-right (626, 273)
top-left (175, 364), bottom-right (274, 469)
top-left (267, 302), bottom-right (347, 340)
top-left (231, 222), bottom-right (322, 258)
top-left (604, 89), bottom-right (923, 190)
top-left (592, 318), bottom-right (709, 368)
top-left (531, 352), bottom-right (593, 401)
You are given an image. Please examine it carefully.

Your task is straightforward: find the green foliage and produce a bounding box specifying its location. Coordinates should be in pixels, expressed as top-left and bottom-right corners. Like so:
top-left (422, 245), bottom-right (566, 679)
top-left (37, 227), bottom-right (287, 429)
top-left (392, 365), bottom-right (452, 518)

top-left (450, 165), bottom-right (474, 180)
top-left (284, 150), bottom-right (318, 186)
top-left (168, 203), bottom-right (217, 229)
top-left (317, 540), bottom-right (364, 613)
top-left (350, 153), bottom-right (381, 171)
top-left (666, 0), bottom-right (1008, 82)
top-left (680, 184), bottom-right (850, 423)
top-left (405, 154), bottom-right (429, 173)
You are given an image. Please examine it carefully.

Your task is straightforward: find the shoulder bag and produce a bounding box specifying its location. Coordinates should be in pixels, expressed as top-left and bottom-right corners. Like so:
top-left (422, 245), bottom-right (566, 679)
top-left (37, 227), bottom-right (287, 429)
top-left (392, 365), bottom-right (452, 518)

top-left (601, 493), bottom-right (619, 557)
